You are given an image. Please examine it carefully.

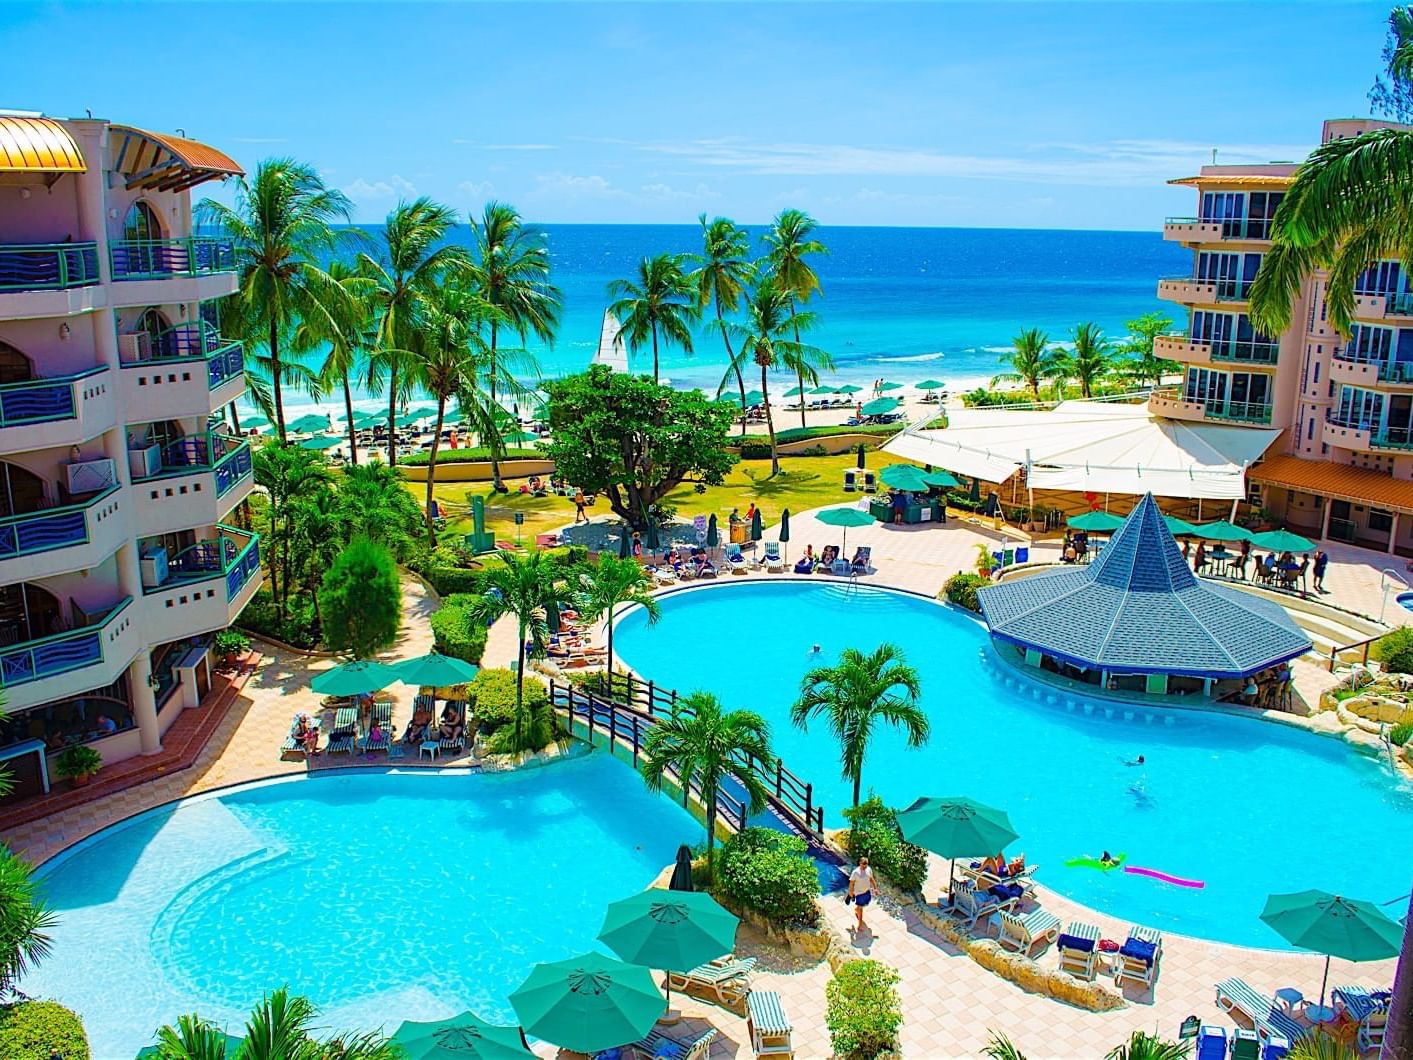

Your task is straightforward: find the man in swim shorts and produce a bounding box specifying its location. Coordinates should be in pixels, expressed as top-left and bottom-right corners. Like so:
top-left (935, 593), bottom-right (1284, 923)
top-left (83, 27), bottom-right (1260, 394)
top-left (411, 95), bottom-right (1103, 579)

top-left (848, 856), bottom-right (878, 932)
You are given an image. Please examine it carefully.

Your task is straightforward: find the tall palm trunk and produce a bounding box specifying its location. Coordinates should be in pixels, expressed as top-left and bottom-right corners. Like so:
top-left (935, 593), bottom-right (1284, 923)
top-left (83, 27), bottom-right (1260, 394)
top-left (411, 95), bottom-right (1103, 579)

top-left (386, 363), bottom-right (398, 467)
top-left (716, 305), bottom-right (748, 437)
top-left (651, 322), bottom-right (660, 384)
top-left (227, 403), bottom-right (243, 436)
top-left (341, 374), bottom-right (358, 465)
top-left (1386, 893), bottom-right (1413, 1060)
top-left (269, 317), bottom-right (287, 441)
top-left (425, 397), bottom-right (446, 542)
top-left (488, 319), bottom-right (503, 491)
top-left (606, 601), bottom-right (616, 676)
top-left (790, 305), bottom-right (807, 429)
top-left (704, 781), bottom-right (718, 859)
top-left (760, 361), bottom-right (780, 476)
top-left (514, 617), bottom-right (528, 746)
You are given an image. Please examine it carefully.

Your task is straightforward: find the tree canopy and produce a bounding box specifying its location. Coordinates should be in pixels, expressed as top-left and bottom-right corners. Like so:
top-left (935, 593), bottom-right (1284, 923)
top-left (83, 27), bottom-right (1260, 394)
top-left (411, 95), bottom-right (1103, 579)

top-left (318, 537), bottom-right (401, 659)
top-left (544, 365), bottom-right (737, 528)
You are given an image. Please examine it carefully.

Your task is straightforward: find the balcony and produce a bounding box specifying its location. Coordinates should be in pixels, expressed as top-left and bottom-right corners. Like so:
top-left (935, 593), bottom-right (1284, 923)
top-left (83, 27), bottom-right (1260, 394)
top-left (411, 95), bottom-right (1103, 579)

top-left (119, 325), bottom-right (246, 420)
top-left (1330, 349), bottom-right (1413, 391)
top-left (1148, 388), bottom-right (1272, 425)
top-left (130, 432), bottom-right (254, 536)
top-left (1352, 291), bottom-right (1413, 323)
top-left (142, 527), bottom-right (263, 643)
top-left (1156, 275), bottom-right (1253, 306)
top-left (0, 596), bottom-right (141, 713)
top-left (1203, 398), bottom-right (1274, 425)
top-left (107, 238), bottom-right (239, 307)
top-left (0, 484), bottom-right (127, 584)
top-left (0, 242), bottom-right (105, 318)
top-left (1320, 410), bottom-right (1413, 451)
top-left (0, 367), bottom-right (117, 457)
top-left (1154, 334), bottom-right (1279, 368)
top-left (1162, 216), bottom-right (1274, 244)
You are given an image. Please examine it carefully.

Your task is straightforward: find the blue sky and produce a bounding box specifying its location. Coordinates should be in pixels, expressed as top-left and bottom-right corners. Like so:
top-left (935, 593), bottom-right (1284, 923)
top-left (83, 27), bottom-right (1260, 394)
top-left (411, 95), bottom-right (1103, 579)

top-left (0, 1), bottom-right (1396, 229)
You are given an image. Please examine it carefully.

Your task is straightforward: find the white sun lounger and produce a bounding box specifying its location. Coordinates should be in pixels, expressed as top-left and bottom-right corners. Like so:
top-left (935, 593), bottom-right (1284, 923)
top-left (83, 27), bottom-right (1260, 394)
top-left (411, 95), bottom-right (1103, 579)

top-left (998, 908), bottom-right (1061, 956)
top-left (666, 955), bottom-right (756, 1006)
top-left (747, 989), bottom-right (793, 1056)
top-left (1115, 925), bottom-right (1163, 989)
top-left (1215, 977), bottom-right (1305, 1042)
top-left (1057, 921), bottom-right (1101, 980)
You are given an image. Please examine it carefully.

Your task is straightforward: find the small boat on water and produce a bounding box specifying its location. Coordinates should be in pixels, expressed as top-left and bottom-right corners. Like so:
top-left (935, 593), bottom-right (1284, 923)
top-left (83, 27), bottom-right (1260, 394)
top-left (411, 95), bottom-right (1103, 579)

top-left (593, 308), bottom-right (628, 372)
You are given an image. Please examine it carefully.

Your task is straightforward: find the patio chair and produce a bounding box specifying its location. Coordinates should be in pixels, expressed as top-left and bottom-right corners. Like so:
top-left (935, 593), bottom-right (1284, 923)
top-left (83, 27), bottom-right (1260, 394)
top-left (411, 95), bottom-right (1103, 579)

top-left (817, 545), bottom-right (839, 570)
top-left (630, 1026), bottom-right (718, 1060)
top-left (438, 700), bottom-right (467, 753)
top-left (1057, 922), bottom-right (1101, 980)
top-left (362, 721), bottom-right (390, 754)
top-left (851, 546), bottom-right (872, 574)
top-left (1214, 977), bottom-right (1304, 1042)
top-left (726, 543), bottom-right (748, 574)
top-left (939, 883), bottom-right (1012, 929)
top-left (667, 956), bottom-right (756, 1006)
top-left (1263, 1036), bottom-right (1291, 1060)
top-left (843, 469), bottom-right (858, 492)
top-left (1115, 925), bottom-right (1162, 989)
top-left (997, 908), bottom-right (1060, 956)
top-left (325, 706), bottom-right (357, 755)
top-left (1358, 1011), bottom-right (1388, 1053)
top-left (763, 541), bottom-right (784, 572)
top-left (746, 990), bottom-right (793, 1057)
top-left (1332, 985), bottom-right (1389, 1022)
top-left (1195, 1025), bottom-right (1226, 1060)
top-left (1230, 1029), bottom-right (1260, 1060)
top-left (861, 471), bottom-right (877, 493)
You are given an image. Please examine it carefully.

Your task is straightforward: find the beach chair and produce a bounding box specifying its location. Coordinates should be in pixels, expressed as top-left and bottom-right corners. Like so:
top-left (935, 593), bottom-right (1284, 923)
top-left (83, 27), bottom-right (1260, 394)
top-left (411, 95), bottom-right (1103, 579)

top-left (666, 955), bottom-right (757, 1006)
top-left (843, 469), bottom-right (858, 492)
top-left (325, 707), bottom-right (357, 755)
top-left (817, 545), bottom-right (839, 571)
top-left (726, 543), bottom-right (748, 574)
top-left (1333, 985), bottom-right (1388, 1022)
top-left (1263, 1036), bottom-right (1291, 1060)
top-left (281, 714), bottom-right (316, 755)
top-left (861, 470), bottom-right (877, 493)
top-left (1194, 1025), bottom-right (1226, 1060)
top-left (939, 883), bottom-right (1011, 929)
top-left (630, 1026), bottom-right (718, 1060)
top-left (997, 908), bottom-right (1060, 956)
top-left (362, 720), bottom-right (390, 754)
top-left (851, 546), bottom-right (872, 574)
top-left (1230, 1029), bottom-right (1260, 1060)
top-left (1115, 925), bottom-right (1162, 989)
top-left (1214, 977), bottom-right (1304, 1042)
top-left (438, 700), bottom-right (467, 753)
top-left (763, 541), bottom-right (784, 572)
top-left (1057, 922), bottom-right (1101, 980)
top-left (747, 990), bottom-right (793, 1057)
top-left (1358, 1011), bottom-right (1387, 1053)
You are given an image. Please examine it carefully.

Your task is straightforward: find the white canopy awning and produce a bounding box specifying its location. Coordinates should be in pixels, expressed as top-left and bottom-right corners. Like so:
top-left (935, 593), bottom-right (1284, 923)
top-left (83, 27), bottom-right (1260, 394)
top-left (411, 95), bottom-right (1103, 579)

top-left (884, 400), bottom-right (1281, 500)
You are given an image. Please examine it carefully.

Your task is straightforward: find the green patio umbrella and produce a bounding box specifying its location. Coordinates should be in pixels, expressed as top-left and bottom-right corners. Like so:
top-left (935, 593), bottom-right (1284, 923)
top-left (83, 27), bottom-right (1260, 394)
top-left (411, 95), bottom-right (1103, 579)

top-left (706, 513), bottom-right (719, 550)
top-left (1163, 515), bottom-right (1200, 536)
top-left (809, 385), bottom-right (838, 395)
top-left (879, 463), bottom-right (931, 492)
top-left (750, 507), bottom-right (763, 542)
top-left (391, 1012), bottom-right (533, 1060)
top-left (860, 397), bottom-right (901, 416)
top-left (509, 951), bottom-right (665, 1055)
top-left (1250, 528), bottom-right (1316, 552)
top-left (915, 379), bottom-right (945, 391)
top-left (1066, 511), bottom-right (1125, 532)
top-left (783, 386), bottom-right (808, 397)
top-left (1194, 520), bottom-right (1253, 542)
top-left (396, 651), bottom-right (480, 688)
top-left (407, 405), bottom-right (440, 419)
top-left (780, 508), bottom-right (790, 561)
top-left (877, 381), bottom-right (904, 392)
top-left (816, 505), bottom-right (874, 558)
top-left (837, 384), bottom-right (864, 394)
top-left (240, 413), bottom-right (270, 430)
top-left (288, 413), bottom-right (331, 433)
top-left (309, 659), bottom-right (399, 697)
top-left (921, 468), bottom-right (961, 489)
top-left (298, 434), bottom-right (343, 451)
top-left (396, 413), bottom-right (427, 428)
top-left (1259, 890), bottom-right (1402, 1012)
top-left (897, 795), bottom-right (1020, 896)
top-left (598, 887), bottom-right (739, 991)
top-left (722, 390), bottom-right (765, 406)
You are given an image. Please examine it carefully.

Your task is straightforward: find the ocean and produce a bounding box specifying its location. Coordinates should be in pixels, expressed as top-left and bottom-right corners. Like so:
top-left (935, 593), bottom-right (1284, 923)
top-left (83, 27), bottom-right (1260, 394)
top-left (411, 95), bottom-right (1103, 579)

top-left (269, 224), bottom-right (1187, 419)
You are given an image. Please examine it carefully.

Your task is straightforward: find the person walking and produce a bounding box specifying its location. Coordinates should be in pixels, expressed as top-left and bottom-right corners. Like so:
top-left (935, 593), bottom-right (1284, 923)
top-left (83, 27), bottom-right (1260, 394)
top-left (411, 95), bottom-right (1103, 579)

top-left (847, 856), bottom-right (878, 933)
top-left (1313, 549), bottom-right (1329, 593)
top-left (573, 488), bottom-right (588, 525)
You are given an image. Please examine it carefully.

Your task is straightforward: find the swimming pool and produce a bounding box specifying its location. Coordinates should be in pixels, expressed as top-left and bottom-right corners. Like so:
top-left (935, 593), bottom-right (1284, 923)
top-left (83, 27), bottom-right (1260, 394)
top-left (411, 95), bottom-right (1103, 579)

top-left (614, 580), bottom-right (1413, 948)
top-left (21, 754), bottom-right (699, 1057)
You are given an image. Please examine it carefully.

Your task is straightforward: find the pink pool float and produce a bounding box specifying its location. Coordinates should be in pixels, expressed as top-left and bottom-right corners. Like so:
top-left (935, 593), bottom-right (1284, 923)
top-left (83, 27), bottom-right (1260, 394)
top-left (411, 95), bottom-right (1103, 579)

top-left (1124, 864), bottom-right (1205, 889)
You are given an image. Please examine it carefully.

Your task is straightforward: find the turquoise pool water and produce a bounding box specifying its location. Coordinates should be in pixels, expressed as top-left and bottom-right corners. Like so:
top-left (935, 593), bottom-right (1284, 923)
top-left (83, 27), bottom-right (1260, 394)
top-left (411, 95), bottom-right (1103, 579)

top-left (615, 581), bottom-right (1413, 948)
top-left (21, 755), bottom-right (698, 1058)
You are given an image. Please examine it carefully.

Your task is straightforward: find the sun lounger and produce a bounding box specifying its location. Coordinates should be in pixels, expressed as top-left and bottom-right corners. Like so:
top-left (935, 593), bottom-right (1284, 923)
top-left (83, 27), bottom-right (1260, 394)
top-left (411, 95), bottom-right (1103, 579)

top-left (362, 723), bottom-right (390, 754)
top-left (1333, 985), bottom-right (1390, 1022)
top-left (1358, 1010), bottom-right (1387, 1053)
top-left (325, 707), bottom-right (357, 755)
top-left (1263, 1036), bottom-right (1291, 1060)
top-left (1215, 977), bottom-right (1305, 1042)
top-left (726, 544), bottom-right (748, 574)
top-left (817, 545), bottom-right (839, 570)
top-left (939, 883), bottom-right (1013, 929)
top-left (666, 956), bottom-right (756, 1006)
top-left (630, 1026), bottom-right (718, 1060)
top-left (997, 908), bottom-right (1060, 955)
top-left (851, 546), bottom-right (871, 574)
top-left (764, 541), bottom-right (784, 572)
top-left (747, 990), bottom-right (793, 1057)
top-left (1115, 925), bottom-right (1162, 989)
top-left (438, 700), bottom-right (467, 753)
top-left (1195, 1025), bottom-right (1226, 1060)
top-left (1057, 922), bottom-right (1101, 980)
top-left (281, 714), bottom-right (319, 754)
top-left (843, 469), bottom-right (858, 492)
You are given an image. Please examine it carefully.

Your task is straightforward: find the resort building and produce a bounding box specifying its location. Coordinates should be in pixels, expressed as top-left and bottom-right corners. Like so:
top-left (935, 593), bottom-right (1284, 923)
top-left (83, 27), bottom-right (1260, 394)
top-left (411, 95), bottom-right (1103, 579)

top-left (0, 111), bottom-right (258, 796)
top-left (1156, 116), bottom-right (1413, 556)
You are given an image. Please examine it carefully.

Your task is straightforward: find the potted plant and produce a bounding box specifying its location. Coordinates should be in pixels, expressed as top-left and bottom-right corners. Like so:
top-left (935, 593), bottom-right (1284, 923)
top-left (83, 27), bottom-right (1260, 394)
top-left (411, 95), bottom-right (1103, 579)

top-left (214, 629), bottom-right (251, 667)
top-left (54, 744), bottom-right (102, 788)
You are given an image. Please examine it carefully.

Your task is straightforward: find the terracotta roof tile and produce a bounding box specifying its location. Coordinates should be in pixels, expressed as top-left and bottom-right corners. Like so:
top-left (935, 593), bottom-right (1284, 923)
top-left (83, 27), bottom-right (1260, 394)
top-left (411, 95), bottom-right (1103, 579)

top-left (1249, 454), bottom-right (1413, 514)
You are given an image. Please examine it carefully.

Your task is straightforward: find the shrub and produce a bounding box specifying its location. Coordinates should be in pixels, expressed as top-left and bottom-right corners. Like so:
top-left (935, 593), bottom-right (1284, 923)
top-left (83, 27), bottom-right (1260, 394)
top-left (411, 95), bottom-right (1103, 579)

top-left (429, 600), bottom-right (489, 664)
top-left (421, 565), bottom-right (487, 597)
top-left (238, 589), bottom-right (320, 649)
top-left (319, 537), bottom-right (402, 659)
top-left (943, 572), bottom-right (990, 612)
top-left (739, 440), bottom-right (774, 459)
top-left (213, 629), bottom-right (251, 657)
top-left (842, 797), bottom-right (929, 894)
top-left (826, 959), bottom-right (903, 1059)
top-left (53, 744), bottom-right (102, 779)
top-left (945, 489), bottom-right (984, 512)
top-left (397, 446), bottom-right (543, 466)
top-left (1375, 626), bottom-right (1413, 675)
top-left (544, 544), bottom-right (589, 568)
top-left (483, 703), bottom-right (558, 754)
top-left (0, 1000), bottom-right (89, 1060)
top-left (469, 668), bottom-right (549, 733)
top-left (715, 827), bottom-right (820, 926)
top-left (1391, 721), bottom-right (1413, 746)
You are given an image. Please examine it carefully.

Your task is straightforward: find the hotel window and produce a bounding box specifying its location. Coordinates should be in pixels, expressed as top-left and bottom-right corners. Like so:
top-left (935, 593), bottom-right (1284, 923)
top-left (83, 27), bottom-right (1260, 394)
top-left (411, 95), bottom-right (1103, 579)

top-left (1184, 367), bottom-right (1227, 404)
top-left (1313, 362), bottom-right (1320, 383)
top-left (1196, 252), bottom-right (1262, 298)
top-left (1336, 385), bottom-right (1383, 428)
top-left (1246, 192), bottom-right (1284, 239)
top-left (1349, 325), bottom-right (1394, 362)
top-left (1307, 418), bottom-right (1315, 441)
top-left (1357, 260), bottom-right (1406, 297)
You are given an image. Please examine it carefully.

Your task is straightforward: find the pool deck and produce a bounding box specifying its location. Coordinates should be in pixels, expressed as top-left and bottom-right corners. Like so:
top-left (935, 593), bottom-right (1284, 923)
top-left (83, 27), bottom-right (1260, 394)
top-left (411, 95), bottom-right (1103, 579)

top-left (2, 518), bottom-right (1404, 1058)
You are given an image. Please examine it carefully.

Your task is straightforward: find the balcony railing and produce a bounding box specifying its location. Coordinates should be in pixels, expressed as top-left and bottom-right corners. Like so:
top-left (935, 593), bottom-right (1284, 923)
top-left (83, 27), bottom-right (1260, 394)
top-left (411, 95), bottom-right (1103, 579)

top-left (0, 485), bottom-right (120, 560)
top-left (121, 324), bottom-right (245, 389)
top-left (1354, 289), bottom-right (1413, 317)
top-left (0, 242), bottom-right (100, 292)
top-left (1192, 336), bottom-right (1281, 365)
top-left (0, 596), bottom-right (132, 690)
top-left (152, 527), bottom-right (261, 599)
top-left (110, 238), bottom-right (237, 280)
top-left (135, 431), bottom-right (252, 496)
top-left (1202, 398), bottom-right (1274, 424)
top-left (1375, 425), bottom-right (1413, 450)
top-left (1162, 274), bottom-right (1255, 301)
top-left (1333, 348), bottom-right (1413, 384)
top-left (0, 367), bottom-right (107, 428)
top-left (1164, 216), bottom-right (1275, 240)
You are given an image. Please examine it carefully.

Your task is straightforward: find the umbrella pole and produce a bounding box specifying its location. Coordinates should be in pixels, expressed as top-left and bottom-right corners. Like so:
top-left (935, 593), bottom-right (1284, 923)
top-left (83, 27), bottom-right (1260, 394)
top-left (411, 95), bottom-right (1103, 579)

top-left (1319, 953), bottom-right (1331, 1012)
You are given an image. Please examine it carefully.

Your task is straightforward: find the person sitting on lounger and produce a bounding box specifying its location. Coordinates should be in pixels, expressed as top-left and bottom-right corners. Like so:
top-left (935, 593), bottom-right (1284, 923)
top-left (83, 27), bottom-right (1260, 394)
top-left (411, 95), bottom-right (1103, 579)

top-left (439, 706), bottom-right (464, 741)
top-left (980, 853), bottom-right (1006, 877)
top-left (403, 709), bottom-right (432, 745)
top-left (793, 553), bottom-right (814, 574)
top-left (818, 545), bottom-right (839, 569)
top-left (368, 719), bottom-right (385, 743)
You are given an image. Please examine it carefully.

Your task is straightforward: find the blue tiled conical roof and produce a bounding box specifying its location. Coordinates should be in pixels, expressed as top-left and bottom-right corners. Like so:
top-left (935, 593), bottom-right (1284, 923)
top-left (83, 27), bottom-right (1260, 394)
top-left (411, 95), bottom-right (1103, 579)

top-left (976, 494), bottom-right (1311, 679)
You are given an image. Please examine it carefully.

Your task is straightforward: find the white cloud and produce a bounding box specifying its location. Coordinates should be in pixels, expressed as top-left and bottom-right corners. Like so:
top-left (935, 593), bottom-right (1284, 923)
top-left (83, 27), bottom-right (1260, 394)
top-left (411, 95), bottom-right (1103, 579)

top-left (343, 175), bottom-right (418, 205)
top-left (457, 179), bottom-right (495, 202)
top-left (639, 181), bottom-right (721, 202)
top-left (531, 173), bottom-right (628, 199)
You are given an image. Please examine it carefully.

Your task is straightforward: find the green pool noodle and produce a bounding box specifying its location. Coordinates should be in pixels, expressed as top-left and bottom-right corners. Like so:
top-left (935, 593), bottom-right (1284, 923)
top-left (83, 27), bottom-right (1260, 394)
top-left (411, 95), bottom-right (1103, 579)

top-left (1063, 852), bottom-right (1127, 871)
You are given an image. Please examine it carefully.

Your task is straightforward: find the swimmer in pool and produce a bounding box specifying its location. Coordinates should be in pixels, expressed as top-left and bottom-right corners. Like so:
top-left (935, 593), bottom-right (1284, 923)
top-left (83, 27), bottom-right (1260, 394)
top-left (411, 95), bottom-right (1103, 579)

top-left (1124, 754), bottom-right (1146, 766)
top-left (810, 644), bottom-right (822, 654)
top-left (1100, 850), bottom-right (1119, 867)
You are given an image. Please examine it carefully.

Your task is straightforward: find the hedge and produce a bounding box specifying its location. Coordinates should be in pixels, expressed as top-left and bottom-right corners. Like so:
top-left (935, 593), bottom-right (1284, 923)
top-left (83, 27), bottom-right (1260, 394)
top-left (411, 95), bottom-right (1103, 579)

top-left (469, 667), bottom-right (550, 733)
top-left (420, 565), bottom-right (487, 597)
top-left (0, 1000), bottom-right (90, 1060)
top-left (734, 423), bottom-right (900, 452)
top-left (826, 960), bottom-right (903, 1059)
top-left (397, 447), bottom-right (543, 466)
top-left (1375, 626), bottom-right (1413, 675)
top-left (942, 572), bottom-right (989, 612)
top-left (429, 596), bottom-right (489, 664)
top-left (238, 589), bottom-right (321, 649)
top-left (714, 827), bottom-right (820, 927)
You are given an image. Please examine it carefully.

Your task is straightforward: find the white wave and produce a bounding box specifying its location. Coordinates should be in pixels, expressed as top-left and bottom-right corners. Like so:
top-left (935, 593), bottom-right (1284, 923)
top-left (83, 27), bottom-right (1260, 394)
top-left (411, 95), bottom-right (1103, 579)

top-left (874, 351), bottom-right (945, 363)
top-left (980, 345), bottom-right (1013, 354)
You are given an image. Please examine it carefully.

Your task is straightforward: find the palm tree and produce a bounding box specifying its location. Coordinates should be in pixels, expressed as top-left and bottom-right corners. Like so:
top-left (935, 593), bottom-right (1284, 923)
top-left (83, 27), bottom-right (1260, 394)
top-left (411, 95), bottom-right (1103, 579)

top-left (1118, 311), bottom-right (1180, 389)
top-left (199, 158), bottom-right (353, 441)
top-left (1051, 322), bottom-right (1112, 399)
top-left (992, 327), bottom-right (1054, 401)
top-left (727, 278), bottom-right (825, 476)
top-left (985, 1030), bottom-right (1192, 1060)
top-left (791, 643), bottom-right (927, 808)
top-left (639, 691), bottom-right (773, 860)
top-left (335, 462), bottom-right (425, 561)
top-left (358, 197), bottom-right (468, 465)
top-left (690, 216), bottom-right (756, 432)
top-left (608, 253), bottom-right (697, 383)
top-left (463, 550), bottom-right (580, 746)
top-left (253, 443), bottom-right (335, 616)
top-left (576, 555), bottom-right (660, 674)
top-left (0, 845), bottom-right (56, 998)
top-left (764, 209), bottom-right (828, 428)
top-left (467, 202), bottom-right (560, 488)
top-left (152, 986), bottom-right (398, 1059)
top-left (294, 259), bottom-right (376, 465)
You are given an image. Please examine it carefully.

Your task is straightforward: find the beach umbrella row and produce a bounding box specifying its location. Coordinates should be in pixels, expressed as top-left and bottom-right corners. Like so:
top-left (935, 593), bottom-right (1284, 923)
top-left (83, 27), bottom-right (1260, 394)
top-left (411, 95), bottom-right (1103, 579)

top-left (298, 434), bottom-right (343, 451)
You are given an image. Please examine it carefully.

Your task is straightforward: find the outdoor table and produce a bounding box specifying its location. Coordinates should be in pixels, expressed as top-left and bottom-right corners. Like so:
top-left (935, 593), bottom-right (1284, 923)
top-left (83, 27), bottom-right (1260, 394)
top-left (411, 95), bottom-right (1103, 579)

top-left (1305, 1003), bottom-right (1335, 1024)
top-left (419, 741), bottom-right (440, 761)
top-left (1275, 987), bottom-right (1304, 1016)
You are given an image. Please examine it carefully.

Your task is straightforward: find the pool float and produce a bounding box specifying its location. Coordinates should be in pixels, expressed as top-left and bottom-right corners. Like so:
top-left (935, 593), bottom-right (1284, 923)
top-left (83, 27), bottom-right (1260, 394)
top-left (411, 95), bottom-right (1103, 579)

top-left (1064, 852), bottom-right (1127, 871)
top-left (1124, 865), bottom-right (1205, 889)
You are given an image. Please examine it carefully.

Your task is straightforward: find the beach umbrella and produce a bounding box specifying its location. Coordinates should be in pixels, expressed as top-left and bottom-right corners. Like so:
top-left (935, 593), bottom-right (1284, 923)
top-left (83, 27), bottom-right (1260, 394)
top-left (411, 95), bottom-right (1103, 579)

top-left (1194, 520), bottom-right (1253, 542)
top-left (836, 384), bottom-right (864, 394)
top-left (1259, 890), bottom-right (1402, 1012)
top-left (504, 430), bottom-right (539, 444)
top-left (310, 659), bottom-right (398, 697)
top-left (706, 513), bottom-right (719, 550)
top-left (897, 795), bottom-right (1020, 896)
top-left (750, 507), bottom-right (763, 542)
top-left (1163, 515), bottom-right (1200, 536)
top-left (509, 951), bottom-right (665, 1055)
top-left (619, 522), bottom-right (632, 559)
top-left (395, 651), bottom-right (480, 688)
top-left (1250, 528), bottom-right (1316, 552)
top-left (816, 505), bottom-right (874, 558)
top-left (407, 405), bottom-right (439, 419)
top-left (395, 413), bottom-right (426, 428)
top-left (391, 1012), bottom-right (533, 1060)
top-left (297, 434), bottom-right (342, 451)
top-left (598, 888), bottom-right (739, 990)
top-left (722, 390), bottom-right (765, 406)
top-left (288, 413), bottom-right (331, 433)
top-left (860, 397), bottom-right (901, 416)
top-left (877, 381), bottom-right (904, 392)
top-left (915, 379), bottom-right (945, 391)
top-left (239, 414), bottom-right (270, 430)
top-left (921, 468), bottom-right (961, 489)
top-left (1066, 511), bottom-right (1124, 532)
top-left (783, 386), bottom-right (808, 397)
top-left (879, 463), bottom-right (931, 492)
top-left (780, 508), bottom-right (791, 561)
top-left (140, 1035), bottom-right (244, 1058)
top-left (669, 845), bottom-right (694, 891)
top-left (809, 385), bottom-right (838, 395)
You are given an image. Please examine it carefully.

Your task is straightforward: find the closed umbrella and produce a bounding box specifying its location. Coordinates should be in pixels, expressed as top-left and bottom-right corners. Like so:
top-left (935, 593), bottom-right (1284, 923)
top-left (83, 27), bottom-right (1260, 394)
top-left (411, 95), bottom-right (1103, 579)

top-left (860, 397), bottom-right (900, 416)
top-left (780, 508), bottom-right (791, 562)
top-left (1251, 528), bottom-right (1316, 552)
top-left (644, 514), bottom-right (660, 552)
top-left (706, 513), bottom-right (719, 550)
top-left (310, 659), bottom-right (398, 697)
top-left (396, 651), bottom-right (480, 687)
top-left (897, 795), bottom-right (1020, 897)
top-left (618, 522), bottom-right (632, 559)
top-left (879, 463), bottom-right (931, 492)
top-left (750, 507), bottom-right (763, 542)
top-left (1066, 511), bottom-right (1125, 533)
top-left (509, 951), bottom-right (665, 1055)
top-left (598, 887), bottom-right (739, 1001)
top-left (815, 506), bottom-right (874, 558)
top-left (1259, 890), bottom-right (1402, 1013)
top-left (391, 1012), bottom-right (533, 1060)
top-left (1195, 520), bottom-right (1253, 542)
top-left (669, 844), bottom-right (694, 891)
top-left (856, 444), bottom-right (866, 470)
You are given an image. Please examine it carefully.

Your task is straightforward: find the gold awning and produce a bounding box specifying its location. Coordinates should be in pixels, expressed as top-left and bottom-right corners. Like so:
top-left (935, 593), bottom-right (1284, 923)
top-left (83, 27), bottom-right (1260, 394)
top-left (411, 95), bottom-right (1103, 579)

top-left (0, 116), bottom-right (86, 186)
top-left (1249, 453), bottom-right (1413, 514)
top-left (109, 125), bottom-right (243, 192)
top-left (1168, 174), bottom-right (1299, 188)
